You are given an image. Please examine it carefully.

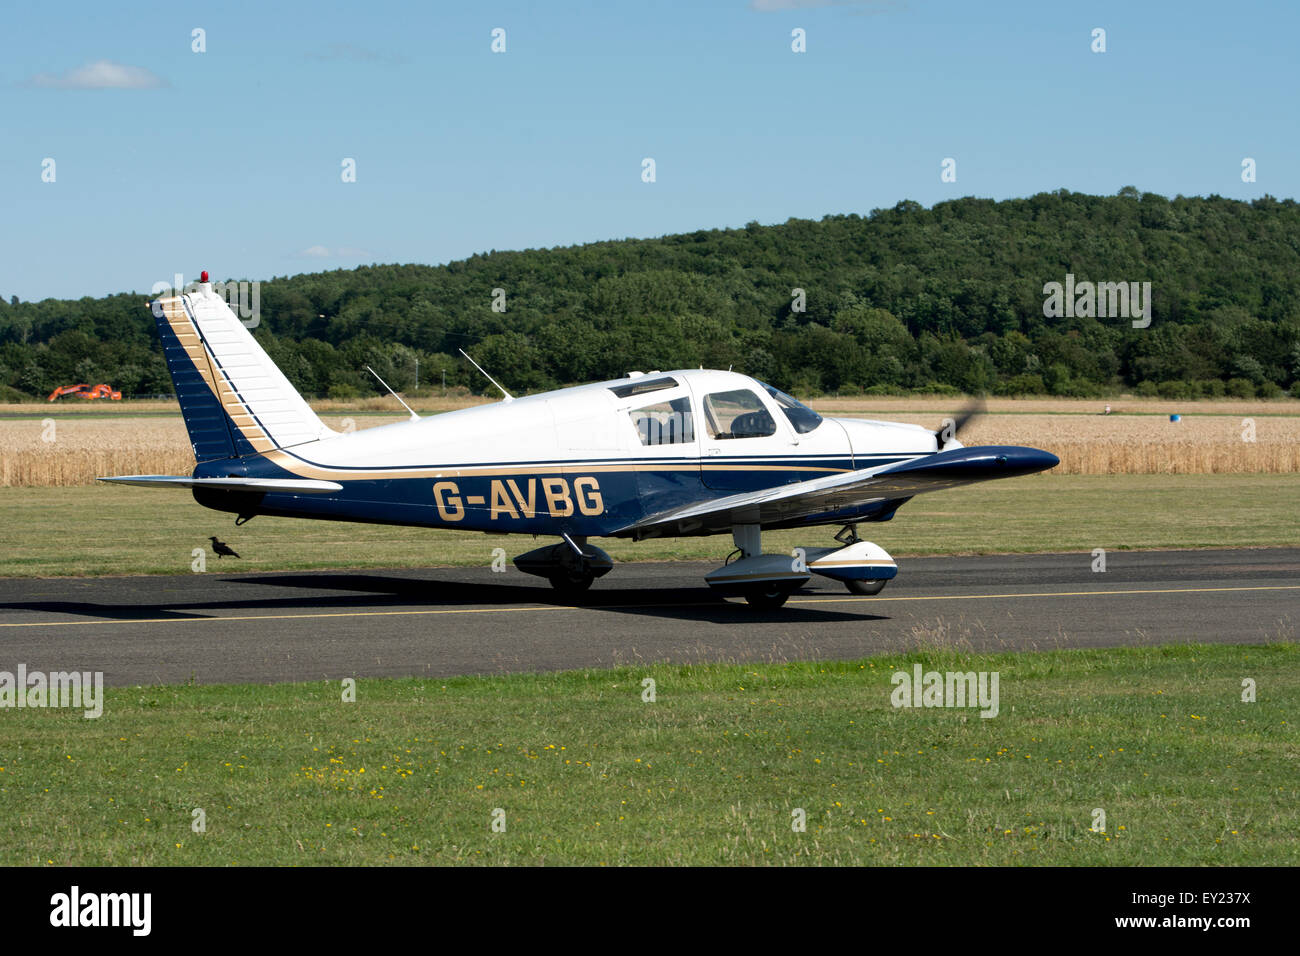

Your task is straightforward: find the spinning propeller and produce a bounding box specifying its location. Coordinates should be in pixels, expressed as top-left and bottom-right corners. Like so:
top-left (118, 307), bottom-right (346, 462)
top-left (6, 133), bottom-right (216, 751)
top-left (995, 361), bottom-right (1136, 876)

top-left (934, 396), bottom-right (986, 449)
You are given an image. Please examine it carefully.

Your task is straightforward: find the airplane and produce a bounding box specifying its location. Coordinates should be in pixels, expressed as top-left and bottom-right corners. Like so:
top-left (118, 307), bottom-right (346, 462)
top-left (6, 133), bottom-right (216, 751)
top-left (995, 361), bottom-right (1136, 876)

top-left (100, 272), bottom-right (1060, 609)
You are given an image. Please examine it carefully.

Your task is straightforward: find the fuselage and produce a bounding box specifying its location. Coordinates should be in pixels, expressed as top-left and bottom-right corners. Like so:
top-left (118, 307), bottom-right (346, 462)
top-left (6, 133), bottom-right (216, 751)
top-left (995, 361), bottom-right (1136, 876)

top-left (194, 369), bottom-right (943, 537)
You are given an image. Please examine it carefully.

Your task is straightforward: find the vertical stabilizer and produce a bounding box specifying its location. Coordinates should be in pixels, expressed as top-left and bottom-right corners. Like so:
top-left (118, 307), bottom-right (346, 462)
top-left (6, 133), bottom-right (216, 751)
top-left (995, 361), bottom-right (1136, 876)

top-left (153, 278), bottom-right (335, 462)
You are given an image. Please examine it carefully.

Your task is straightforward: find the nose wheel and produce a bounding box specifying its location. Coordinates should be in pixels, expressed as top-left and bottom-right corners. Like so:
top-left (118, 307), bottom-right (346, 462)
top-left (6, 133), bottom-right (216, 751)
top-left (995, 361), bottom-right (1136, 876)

top-left (843, 578), bottom-right (888, 596)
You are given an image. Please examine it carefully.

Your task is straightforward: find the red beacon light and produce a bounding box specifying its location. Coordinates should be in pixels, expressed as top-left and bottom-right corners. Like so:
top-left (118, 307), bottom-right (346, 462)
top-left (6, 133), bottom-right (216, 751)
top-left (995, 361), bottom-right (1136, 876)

top-left (200, 270), bottom-right (210, 283)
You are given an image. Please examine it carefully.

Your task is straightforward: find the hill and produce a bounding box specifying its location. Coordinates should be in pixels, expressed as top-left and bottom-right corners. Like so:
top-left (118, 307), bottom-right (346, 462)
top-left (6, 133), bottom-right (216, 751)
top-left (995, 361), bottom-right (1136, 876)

top-left (3, 188), bottom-right (1298, 401)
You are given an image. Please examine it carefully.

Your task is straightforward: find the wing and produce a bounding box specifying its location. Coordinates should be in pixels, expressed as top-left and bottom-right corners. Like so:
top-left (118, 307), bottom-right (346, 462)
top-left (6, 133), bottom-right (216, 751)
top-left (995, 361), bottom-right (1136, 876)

top-left (97, 475), bottom-right (343, 494)
top-left (621, 445), bottom-right (1059, 537)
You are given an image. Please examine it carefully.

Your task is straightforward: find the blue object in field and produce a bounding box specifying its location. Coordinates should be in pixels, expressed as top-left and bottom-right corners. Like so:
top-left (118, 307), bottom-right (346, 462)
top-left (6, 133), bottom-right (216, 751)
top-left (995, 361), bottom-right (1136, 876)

top-left (1170, 414), bottom-right (1181, 422)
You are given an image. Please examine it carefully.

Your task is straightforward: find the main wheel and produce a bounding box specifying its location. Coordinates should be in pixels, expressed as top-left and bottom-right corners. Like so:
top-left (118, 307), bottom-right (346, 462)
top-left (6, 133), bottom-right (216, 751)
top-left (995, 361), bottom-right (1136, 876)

top-left (744, 584), bottom-right (791, 609)
top-left (548, 568), bottom-right (595, 595)
top-left (844, 578), bottom-right (888, 596)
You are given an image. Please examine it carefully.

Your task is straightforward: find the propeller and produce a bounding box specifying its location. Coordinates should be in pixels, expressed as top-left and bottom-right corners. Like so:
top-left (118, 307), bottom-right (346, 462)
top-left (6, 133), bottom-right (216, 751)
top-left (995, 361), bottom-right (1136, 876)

top-left (934, 395), bottom-right (986, 449)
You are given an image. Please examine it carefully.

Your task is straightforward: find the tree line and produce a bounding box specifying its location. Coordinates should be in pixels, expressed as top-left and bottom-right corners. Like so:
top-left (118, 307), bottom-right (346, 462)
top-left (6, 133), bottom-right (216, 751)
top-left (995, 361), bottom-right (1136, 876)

top-left (3, 187), bottom-right (1299, 402)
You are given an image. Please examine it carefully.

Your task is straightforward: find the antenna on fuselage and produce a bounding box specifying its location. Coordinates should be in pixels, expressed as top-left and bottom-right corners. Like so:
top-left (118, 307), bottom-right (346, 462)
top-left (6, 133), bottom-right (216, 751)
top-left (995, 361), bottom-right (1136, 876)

top-left (458, 348), bottom-right (514, 403)
top-left (365, 366), bottom-right (420, 421)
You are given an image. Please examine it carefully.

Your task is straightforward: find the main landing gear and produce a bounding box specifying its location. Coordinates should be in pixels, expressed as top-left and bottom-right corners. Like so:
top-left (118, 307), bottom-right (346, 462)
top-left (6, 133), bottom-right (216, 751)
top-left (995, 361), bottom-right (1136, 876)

top-left (704, 523), bottom-right (899, 609)
top-left (742, 582), bottom-right (796, 610)
top-left (512, 534), bottom-right (614, 596)
top-left (510, 524), bottom-right (898, 609)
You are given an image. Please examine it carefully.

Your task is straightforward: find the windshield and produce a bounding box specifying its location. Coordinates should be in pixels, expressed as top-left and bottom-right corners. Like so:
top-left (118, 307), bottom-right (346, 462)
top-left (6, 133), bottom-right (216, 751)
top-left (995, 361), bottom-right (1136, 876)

top-left (759, 382), bottom-right (823, 434)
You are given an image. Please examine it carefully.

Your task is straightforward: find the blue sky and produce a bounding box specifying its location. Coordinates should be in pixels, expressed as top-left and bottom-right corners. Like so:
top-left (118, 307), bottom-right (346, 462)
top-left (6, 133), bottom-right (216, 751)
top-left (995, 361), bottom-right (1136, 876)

top-left (2, 0), bottom-right (1296, 300)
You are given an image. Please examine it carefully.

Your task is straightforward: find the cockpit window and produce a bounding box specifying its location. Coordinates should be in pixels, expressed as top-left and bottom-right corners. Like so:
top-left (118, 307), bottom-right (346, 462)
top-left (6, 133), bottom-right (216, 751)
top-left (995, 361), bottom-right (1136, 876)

top-left (629, 396), bottom-right (694, 445)
top-left (759, 382), bottom-right (823, 434)
top-left (703, 389), bottom-right (777, 439)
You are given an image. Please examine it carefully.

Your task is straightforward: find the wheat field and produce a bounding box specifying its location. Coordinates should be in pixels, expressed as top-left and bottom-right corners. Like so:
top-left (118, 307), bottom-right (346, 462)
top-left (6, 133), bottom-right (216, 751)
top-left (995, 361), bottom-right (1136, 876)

top-left (878, 413), bottom-right (1300, 475)
top-left (2, 404), bottom-right (1297, 486)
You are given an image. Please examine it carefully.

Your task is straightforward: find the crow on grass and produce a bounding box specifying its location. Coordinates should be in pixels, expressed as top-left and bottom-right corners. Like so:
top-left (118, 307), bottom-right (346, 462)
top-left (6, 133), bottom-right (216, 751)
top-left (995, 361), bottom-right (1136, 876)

top-left (209, 536), bottom-right (240, 559)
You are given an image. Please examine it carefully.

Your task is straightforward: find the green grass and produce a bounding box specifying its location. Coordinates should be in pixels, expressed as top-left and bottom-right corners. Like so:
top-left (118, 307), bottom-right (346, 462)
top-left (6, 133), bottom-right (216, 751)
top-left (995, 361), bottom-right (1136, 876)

top-left (2, 644), bottom-right (1294, 865)
top-left (3, 473), bottom-right (1298, 578)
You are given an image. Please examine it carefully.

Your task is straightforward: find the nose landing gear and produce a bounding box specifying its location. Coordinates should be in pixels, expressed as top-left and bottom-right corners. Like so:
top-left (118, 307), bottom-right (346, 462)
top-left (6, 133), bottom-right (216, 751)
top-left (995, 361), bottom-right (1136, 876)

top-left (843, 577), bottom-right (889, 596)
top-left (706, 523), bottom-right (899, 608)
top-left (806, 525), bottom-right (898, 596)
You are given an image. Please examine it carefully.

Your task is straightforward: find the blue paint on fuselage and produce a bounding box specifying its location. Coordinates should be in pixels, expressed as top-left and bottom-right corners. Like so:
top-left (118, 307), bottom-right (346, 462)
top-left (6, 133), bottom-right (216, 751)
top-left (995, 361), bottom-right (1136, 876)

top-left (190, 444), bottom-right (916, 537)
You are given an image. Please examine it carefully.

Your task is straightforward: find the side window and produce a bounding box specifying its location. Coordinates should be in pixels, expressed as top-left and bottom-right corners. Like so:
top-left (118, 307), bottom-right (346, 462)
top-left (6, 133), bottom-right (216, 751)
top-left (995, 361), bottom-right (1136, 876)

top-left (703, 389), bottom-right (776, 440)
top-left (629, 396), bottom-right (694, 445)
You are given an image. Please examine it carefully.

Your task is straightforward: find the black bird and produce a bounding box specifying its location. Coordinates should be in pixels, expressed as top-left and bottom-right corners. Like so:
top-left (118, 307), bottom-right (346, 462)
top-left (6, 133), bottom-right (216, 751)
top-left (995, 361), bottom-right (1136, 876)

top-left (209, 536), bottom-right (240, 559)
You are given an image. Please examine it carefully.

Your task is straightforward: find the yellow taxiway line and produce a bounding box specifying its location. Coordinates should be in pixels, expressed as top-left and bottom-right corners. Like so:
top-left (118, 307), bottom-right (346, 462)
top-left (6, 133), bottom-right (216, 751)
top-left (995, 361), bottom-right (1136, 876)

top-left (2, 584), bottom-right (1298, 629)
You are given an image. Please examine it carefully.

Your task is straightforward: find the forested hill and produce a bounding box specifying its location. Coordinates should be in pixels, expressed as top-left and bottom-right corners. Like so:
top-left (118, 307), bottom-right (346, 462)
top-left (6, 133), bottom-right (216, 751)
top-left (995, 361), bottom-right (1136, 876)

top-left (3, 188), bottom-right (1299, 401)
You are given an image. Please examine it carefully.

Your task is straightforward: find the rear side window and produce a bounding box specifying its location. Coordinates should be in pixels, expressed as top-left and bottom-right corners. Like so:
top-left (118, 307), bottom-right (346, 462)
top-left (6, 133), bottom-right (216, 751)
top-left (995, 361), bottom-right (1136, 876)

top-left (703, 389), bottom-right (776, 439)
top-left (629, 396), bottom-right (694, 445)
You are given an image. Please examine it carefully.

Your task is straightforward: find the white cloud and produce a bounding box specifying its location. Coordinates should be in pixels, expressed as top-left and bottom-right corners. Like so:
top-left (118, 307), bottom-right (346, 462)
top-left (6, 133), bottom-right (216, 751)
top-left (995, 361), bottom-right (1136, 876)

top-left (29, 60), bottom-right (168, 90)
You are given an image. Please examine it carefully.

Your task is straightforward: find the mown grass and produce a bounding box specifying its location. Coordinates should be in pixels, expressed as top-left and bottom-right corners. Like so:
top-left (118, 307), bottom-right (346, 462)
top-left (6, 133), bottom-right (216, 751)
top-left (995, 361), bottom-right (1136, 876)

top-left (1, 643), bottom-right (1294, 865)
top-left (1, 474), bottom-right (1297, 578)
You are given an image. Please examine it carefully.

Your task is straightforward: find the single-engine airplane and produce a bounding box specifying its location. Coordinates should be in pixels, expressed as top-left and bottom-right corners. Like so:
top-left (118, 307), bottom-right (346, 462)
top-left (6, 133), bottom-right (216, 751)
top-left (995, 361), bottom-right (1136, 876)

top-left (100, 273), bottom-right (1059, 608)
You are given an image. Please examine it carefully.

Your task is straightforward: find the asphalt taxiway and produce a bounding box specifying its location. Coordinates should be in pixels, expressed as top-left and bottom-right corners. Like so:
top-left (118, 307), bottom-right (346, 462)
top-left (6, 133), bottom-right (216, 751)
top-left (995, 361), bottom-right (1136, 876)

top-left (0, 549), bottom-right (1295, 685)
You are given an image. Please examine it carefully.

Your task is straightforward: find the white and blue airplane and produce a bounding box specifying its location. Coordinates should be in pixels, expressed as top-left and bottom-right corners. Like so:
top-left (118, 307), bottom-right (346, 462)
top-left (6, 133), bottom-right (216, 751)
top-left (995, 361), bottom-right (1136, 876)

top-left (101, 274), bottom-right (1059, 608)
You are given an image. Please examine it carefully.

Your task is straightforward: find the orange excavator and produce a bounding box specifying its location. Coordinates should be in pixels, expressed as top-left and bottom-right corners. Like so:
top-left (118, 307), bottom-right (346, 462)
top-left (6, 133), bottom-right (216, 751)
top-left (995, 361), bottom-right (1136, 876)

top-left (47, 383), bottom-right (122, 401)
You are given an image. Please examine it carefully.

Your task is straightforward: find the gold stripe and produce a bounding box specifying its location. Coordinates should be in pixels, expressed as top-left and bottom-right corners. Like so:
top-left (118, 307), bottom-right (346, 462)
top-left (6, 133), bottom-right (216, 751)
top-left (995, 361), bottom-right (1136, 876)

top-left (701, 464), bottom-right (844, 473)
top-left (806, 556), bottom-right (899, 564)
top-left (262, 452), bottom-right (855, 482)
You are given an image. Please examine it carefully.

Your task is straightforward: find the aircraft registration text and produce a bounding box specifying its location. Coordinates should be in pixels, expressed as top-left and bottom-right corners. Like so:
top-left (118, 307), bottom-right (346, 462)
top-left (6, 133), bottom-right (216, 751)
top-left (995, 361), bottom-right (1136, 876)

top-left (432, 476), bottom-right (604, 521)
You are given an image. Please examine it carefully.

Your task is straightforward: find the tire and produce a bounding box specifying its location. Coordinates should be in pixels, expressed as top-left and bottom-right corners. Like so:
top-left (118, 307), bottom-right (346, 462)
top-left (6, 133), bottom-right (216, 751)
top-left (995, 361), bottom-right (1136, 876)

top-left (548, 568), bottom-right (595, 595)
top-left (844, 578), bottom-right (888, 596)
top-left (744, 584), bottom-right (791, 609)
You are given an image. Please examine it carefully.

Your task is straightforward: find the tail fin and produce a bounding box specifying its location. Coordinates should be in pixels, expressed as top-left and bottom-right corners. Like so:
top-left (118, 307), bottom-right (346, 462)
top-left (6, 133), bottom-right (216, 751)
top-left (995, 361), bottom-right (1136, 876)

top-left (152, 280), bottom-right (336, 462)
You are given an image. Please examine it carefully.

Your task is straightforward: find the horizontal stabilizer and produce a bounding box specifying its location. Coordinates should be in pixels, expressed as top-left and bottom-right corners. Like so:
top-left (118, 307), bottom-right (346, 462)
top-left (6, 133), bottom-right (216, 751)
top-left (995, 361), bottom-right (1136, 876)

top-left (97, 475), bottom-right (343, 494)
